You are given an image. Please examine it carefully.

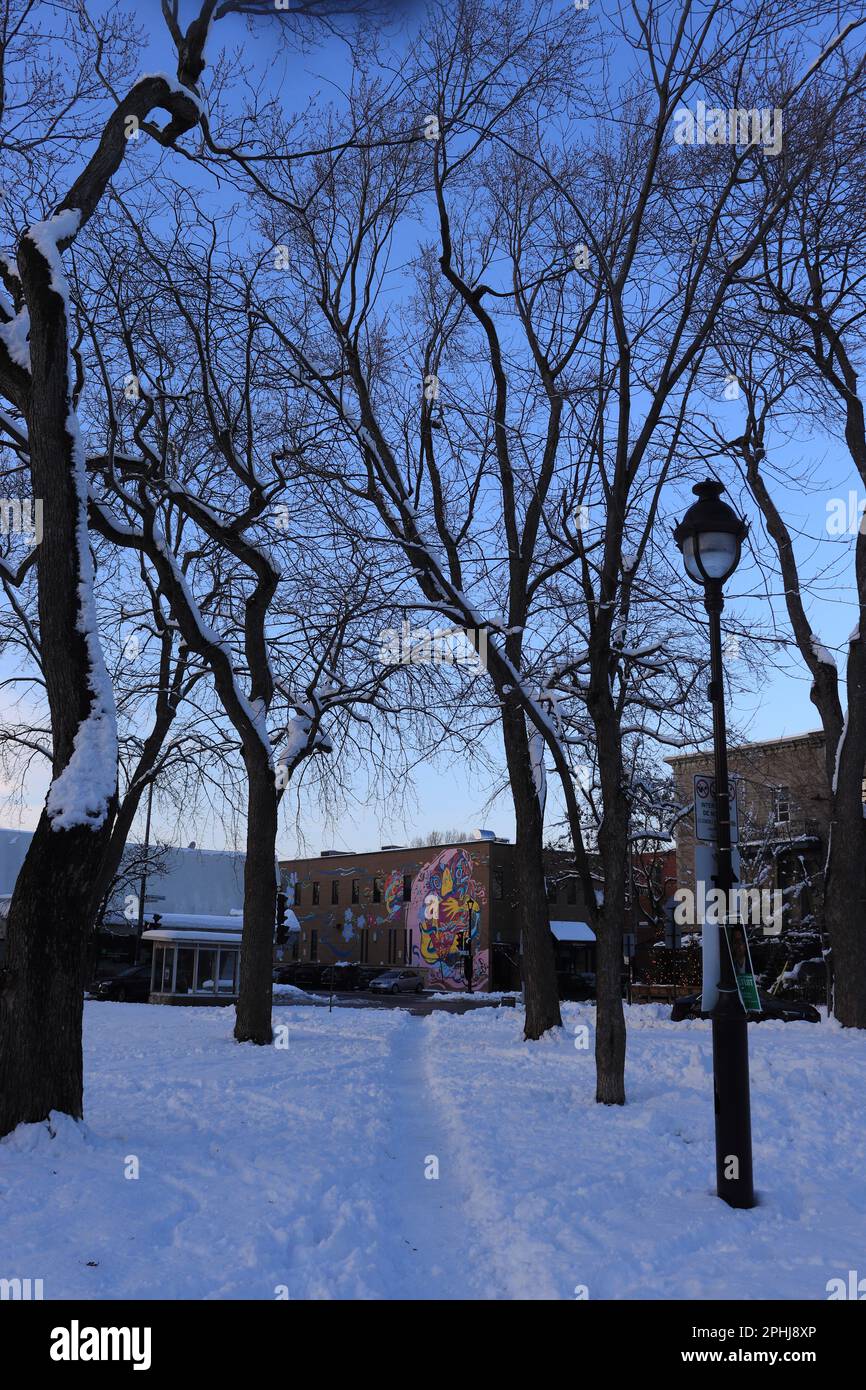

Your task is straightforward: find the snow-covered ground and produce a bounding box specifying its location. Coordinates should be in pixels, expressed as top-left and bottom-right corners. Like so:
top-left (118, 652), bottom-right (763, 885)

top-left (1, 1001), bottom-right (864, 1300)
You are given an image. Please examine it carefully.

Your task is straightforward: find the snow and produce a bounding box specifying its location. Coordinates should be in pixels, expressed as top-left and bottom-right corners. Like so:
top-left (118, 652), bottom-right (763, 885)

top-left (25, 210), bottom-right (81, 296)
top-left (42, 331), bottom-right (118, 825)
top-left (0, 308), bottom-right (31, 370)
top-left (549, 920), bottom-right (596, 943)
top-left (831, 713), bottom-right (848, 795)
top-left (528, 727), bottom-right (547, 817)
top-left (809, 634), bottom-right (837, 668)
top-left (271, 983), bottom-right (325, 1001)
top-left (136, 72), bottom-right (204, 113)
top-left (18, 209), bottom-right (118, 831)
top-left (1, 1001), bottom-right (864, 1300)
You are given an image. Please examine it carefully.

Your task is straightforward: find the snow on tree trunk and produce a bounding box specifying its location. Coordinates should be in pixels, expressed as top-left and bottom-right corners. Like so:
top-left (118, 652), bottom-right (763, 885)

top-left (0, 213), bottom-right (118, 1137)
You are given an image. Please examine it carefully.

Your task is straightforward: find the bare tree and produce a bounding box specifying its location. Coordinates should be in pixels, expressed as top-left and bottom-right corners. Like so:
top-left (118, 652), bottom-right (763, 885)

top-left (714, 91), bottom-right (866, 1024)
top-left (221, 0), bottom-right (864, 1106)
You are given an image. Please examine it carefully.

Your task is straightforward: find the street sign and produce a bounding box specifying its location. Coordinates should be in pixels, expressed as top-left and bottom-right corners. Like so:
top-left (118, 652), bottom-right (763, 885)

top-left (693, 774), bottom-right (739, 845)
top-left (695, 839), bottom-right (743, 1013)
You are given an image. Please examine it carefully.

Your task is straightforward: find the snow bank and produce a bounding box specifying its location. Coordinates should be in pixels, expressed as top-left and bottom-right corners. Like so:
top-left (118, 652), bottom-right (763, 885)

top-left (0, 1001), bottom-right (863, 1299)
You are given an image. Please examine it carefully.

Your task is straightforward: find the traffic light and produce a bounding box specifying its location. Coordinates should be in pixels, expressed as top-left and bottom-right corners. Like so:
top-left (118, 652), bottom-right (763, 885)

top-left (275, 891), bottom-right (288, 946)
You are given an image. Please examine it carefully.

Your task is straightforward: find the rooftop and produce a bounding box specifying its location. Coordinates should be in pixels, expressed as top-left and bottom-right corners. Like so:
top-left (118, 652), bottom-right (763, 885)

top-left (666, 730), bottom-right (825, 766)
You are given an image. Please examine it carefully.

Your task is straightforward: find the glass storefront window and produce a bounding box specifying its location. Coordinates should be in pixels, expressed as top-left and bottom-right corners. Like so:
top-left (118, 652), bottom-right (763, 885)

top-left (175, 948), bottom-right (195, 996)
top-left (217, 949), bottom-right (238, 993)
top-left (195, 949), bottom-right (217, 993)
top-left (160, 946), bottom-right (175, 993)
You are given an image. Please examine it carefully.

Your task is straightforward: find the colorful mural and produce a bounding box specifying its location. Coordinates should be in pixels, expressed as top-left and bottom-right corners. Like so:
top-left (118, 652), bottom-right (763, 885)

top-left (382, 869), bottom-right (404, 918)
top-left (410, 847), bottom-right (488, 991)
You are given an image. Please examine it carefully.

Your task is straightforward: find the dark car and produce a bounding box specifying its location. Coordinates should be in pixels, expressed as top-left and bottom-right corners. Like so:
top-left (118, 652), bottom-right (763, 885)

top-left (94, 964), bottom-right (152, 1002)
top-left (557, 970), bottom-right (596, 1002)
top-left (320, 963), bottom-right (362, 991)
top-left (293, 962), bottom-right (327, 989)
top-left (670, 989), bottom-right (820, 1024)
top-left (273, 963), bottom-right (298, 985)
top-left (781, 958), bottom-right (827, 1004)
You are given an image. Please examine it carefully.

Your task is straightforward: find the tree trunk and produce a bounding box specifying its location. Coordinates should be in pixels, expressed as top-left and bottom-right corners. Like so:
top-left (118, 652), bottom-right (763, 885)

top-left (593, 731), bottom-right (628, 1104)
top-left (0, 814), bottom-right (113, 1134)
top-left (824, 803), bottom-right (866, 1028)
top-left (500, 700), bottom-right (561, 1039)
top-left (823, 633), bottom-right (866, 1027)
top-left (593, 900), bottom-right (627, 1105)
top-left (0, 227), bottom-right (117, 1138)
top-left (234, 753), bottom-right (278, 1044)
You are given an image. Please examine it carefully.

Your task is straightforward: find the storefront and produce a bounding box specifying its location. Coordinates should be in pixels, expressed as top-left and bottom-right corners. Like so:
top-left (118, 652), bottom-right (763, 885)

top-left (550, 919), bottom-right (597, 998)
top-left (142, 914), bottom-right (243, 1005)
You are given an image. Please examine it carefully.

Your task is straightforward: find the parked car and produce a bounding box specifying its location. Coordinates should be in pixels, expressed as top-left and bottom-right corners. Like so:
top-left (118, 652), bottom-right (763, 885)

top-left (557, 970), bottom-right (596, 1002)
top-left (320, 963), bottom-right (361, 991)
top-left (368, 968), bottom-right (425, 995)
top-left (293, 962), bottom-right (327, 989)
top-left (93, 964), bottom-right (152, 1002)
top-left (781, 958), bottom-right (827, 1004)
top-left (273, 963), bottom-right (298, 985)
top-left (670, 989), bottom-right (820, 1024)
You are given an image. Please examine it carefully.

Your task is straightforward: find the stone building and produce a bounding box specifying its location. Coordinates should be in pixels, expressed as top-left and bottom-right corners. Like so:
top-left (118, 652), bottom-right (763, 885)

top-left (279, 832), bottom-right (597, 993)
top-left (666, 730), bottom-right (828, 933)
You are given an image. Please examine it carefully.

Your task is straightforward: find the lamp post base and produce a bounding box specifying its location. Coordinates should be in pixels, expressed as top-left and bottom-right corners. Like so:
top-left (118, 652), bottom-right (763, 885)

top-left (711, 992), bottom-right (755, 1209)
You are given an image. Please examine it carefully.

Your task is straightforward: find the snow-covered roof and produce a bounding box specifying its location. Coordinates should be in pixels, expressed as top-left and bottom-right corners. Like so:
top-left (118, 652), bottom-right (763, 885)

top-left (142, 927), bottom-right (243, 945)
top-left (145, 913), bottom-right (243, 932)
top-left (550, 920), bottom-right (596, 943)
top-left (0, 828), bottom-right (248, 914)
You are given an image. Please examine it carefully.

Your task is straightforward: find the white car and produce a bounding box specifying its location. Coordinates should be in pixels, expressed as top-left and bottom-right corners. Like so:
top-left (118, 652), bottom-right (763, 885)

top-left (368, 969), bottom-right (425, 995)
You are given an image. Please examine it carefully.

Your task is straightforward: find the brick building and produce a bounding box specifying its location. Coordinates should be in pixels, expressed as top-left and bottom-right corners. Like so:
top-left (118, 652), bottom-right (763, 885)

top-left (279, 833), bottom-right (596, 993)
top-left (667, 730), bottom-right (829, 932)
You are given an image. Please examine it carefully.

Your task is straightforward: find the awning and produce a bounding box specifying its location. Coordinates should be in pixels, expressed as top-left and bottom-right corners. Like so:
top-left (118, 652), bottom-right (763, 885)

top-left (550, 920), bottom-right (596, 943)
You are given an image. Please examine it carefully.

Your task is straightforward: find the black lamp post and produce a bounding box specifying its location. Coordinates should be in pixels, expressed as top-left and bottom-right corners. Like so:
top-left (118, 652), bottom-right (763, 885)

top-left (674, 479), bottom-right (755, 1210)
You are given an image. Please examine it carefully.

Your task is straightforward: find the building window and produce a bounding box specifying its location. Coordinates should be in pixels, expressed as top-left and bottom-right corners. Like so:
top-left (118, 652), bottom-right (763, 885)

top-left (312, 881), bottom-right (320, 905)
top-left (546, 877), bottom-right (558, 904)
top-left (566, 877), bottom-right (577, 905)
top-left (403, 873), bottom-right (412, 902)
top-left (360, 929), bottom-right (369, 964)
top-left (331, 880), bottom-right (340, 905)
top-left (372, 878), bottom-right (382, 903)
top-left (310, 929), bottom-right (318, 961)
top-left (351, 879), bottom-right (360, 904)
top-left (388, 928), bottom-right (398, 964)
top-left (293, 882), bottom-right (301, 906)
top-left (492, 866), bottom-right (504, 900)
top-left (773, 786), bottom-right (790, 825)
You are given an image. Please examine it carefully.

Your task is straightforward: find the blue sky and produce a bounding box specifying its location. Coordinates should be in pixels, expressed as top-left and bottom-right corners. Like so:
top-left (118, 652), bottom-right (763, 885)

top-left (1, 0), bottom-right (860, 856)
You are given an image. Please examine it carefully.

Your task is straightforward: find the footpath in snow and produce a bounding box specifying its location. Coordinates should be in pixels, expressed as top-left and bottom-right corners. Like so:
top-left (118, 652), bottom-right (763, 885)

top-left (1, 1000), bottom-right (864, 1300)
